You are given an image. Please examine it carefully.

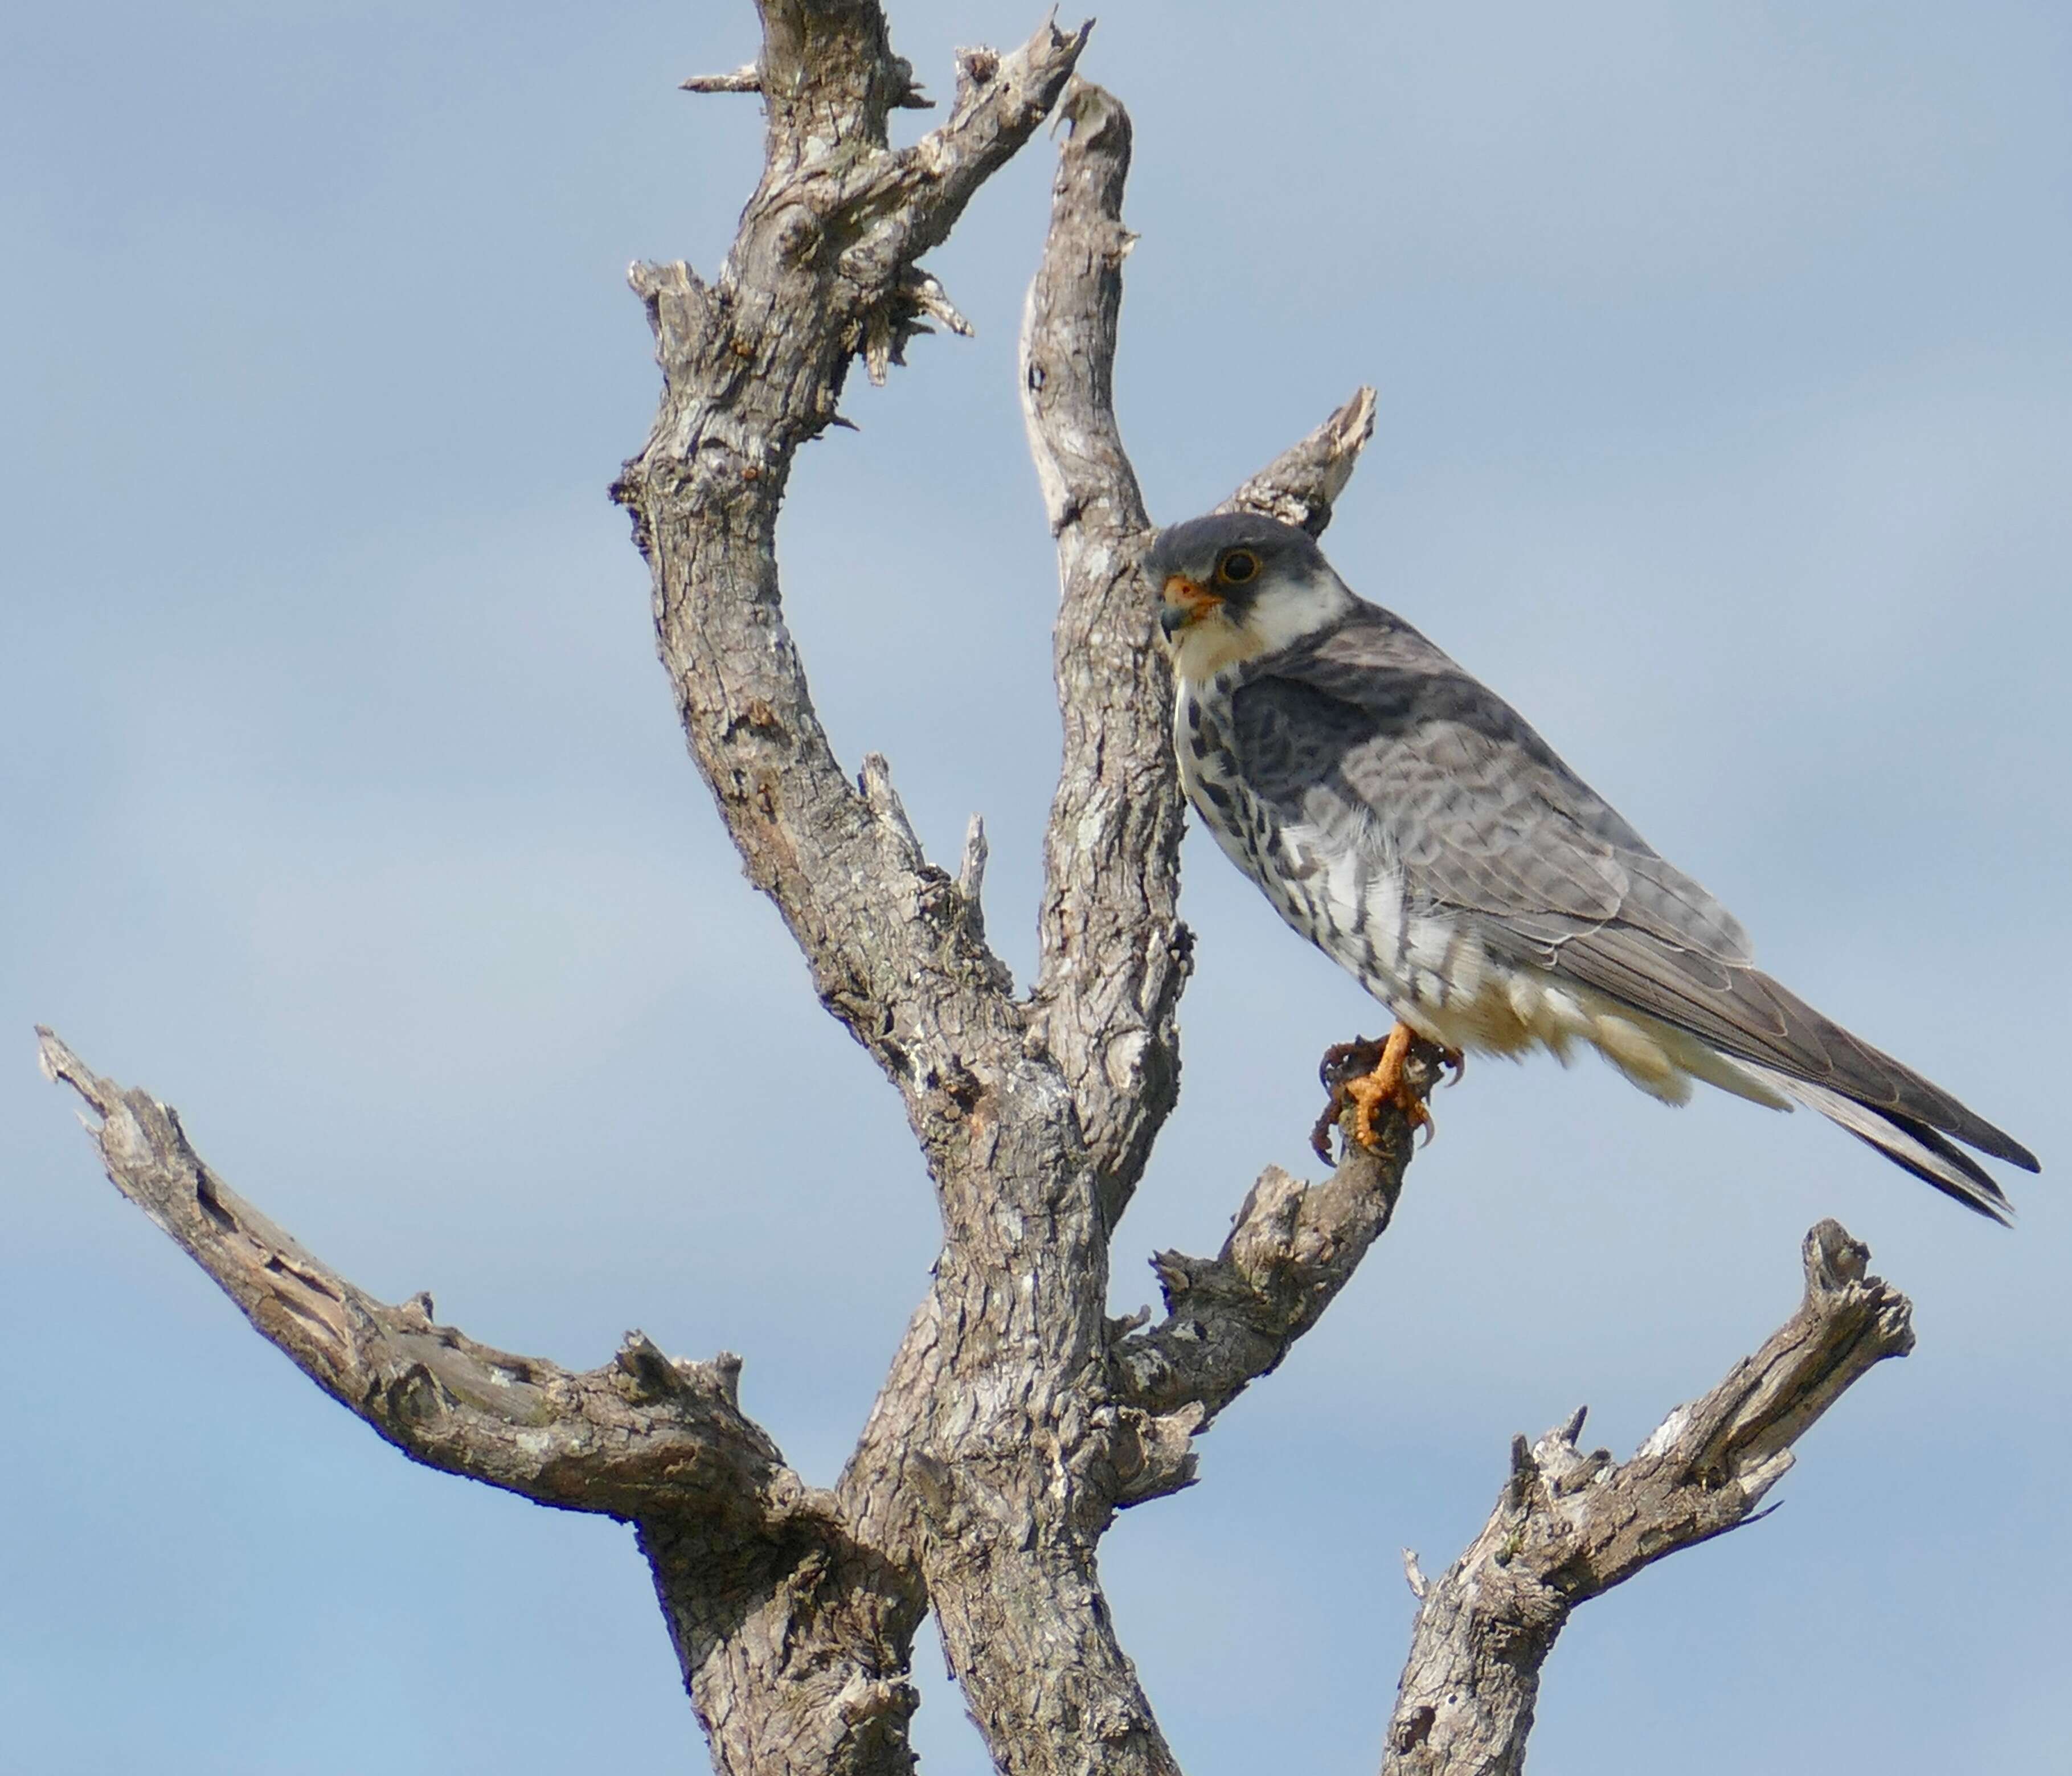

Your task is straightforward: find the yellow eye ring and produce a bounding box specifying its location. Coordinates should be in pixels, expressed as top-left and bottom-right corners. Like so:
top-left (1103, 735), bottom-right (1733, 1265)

top-left (1218, 549), bottom-right (1260, 586)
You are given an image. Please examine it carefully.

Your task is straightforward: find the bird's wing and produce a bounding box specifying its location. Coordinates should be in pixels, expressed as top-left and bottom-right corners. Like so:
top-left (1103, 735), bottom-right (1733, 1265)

top-left (1230, 620), bottom-right (1754, 963)
top-left (1229, 616), bottom-right (2037, 1175)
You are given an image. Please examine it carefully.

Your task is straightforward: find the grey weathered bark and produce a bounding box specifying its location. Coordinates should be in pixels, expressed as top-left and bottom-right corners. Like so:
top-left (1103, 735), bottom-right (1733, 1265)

top-left (36, 1029), bottom-right (920, 1776)
top-left (1381, 1220), bottom-right (1915, 1774)
top-left (39, 8), bottom-right (1928, 1775)
top-left (35, 1032), bottom-right (790, 1523)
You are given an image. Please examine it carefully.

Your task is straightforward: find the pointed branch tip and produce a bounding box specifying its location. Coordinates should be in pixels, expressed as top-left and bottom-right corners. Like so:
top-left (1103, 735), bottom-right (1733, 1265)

top-left (957, 815), bottom-right (989, 902)
top-left (1402, 1548), bottom-right (1429, 1599)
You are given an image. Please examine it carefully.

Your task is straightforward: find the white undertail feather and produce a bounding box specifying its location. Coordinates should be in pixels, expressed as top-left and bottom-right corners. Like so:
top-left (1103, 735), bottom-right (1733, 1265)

top-left (1391, 948), bottom-right (1792, 1111)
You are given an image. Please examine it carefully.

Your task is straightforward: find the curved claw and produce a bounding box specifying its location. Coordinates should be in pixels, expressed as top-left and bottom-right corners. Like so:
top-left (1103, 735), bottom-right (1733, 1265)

top-left (1312, 1034), bottom-right (1385, 1159)
top-left (1342, 1029), bottom-right (1428, 1151)
top-left (1317, 1037), bottom-right (1382, 1091)
top-left (1312, 1026), bottom-right (1463, 1159)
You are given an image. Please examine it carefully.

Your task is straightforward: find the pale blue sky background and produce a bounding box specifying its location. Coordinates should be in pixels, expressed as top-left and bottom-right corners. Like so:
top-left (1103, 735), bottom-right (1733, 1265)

top-left (5, 3), bottom-right (2069, 1771)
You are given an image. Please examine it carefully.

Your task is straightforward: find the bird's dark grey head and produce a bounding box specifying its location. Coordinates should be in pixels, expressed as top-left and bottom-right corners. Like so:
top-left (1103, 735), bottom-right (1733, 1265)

top-left (1143, 511), bottom-right (1350, 676)
top-left (1143, 512), bottom-right (1326, 621)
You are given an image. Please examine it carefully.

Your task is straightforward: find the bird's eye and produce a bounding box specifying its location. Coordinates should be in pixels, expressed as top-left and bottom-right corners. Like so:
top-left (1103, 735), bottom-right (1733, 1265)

top-left (1219, 549), bottom-right (1259, 585)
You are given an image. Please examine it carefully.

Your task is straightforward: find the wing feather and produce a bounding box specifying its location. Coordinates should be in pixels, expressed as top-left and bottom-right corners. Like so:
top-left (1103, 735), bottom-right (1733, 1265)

top-left (1227, 606), bottom-right (2037, 1176)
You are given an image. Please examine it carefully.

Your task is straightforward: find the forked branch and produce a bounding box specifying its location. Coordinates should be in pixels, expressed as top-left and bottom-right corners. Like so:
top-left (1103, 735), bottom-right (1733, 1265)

top-left (614, 7), bottom-right (1090, 1182)
top-left (1382, 1220), bottom-right (1915, 1773)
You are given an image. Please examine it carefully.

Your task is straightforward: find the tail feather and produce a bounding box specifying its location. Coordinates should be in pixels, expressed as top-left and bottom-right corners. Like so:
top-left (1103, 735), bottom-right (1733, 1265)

top-left (1741, 1062), bottom-right (2014, 1224)
top-left (1549, 927), bottom-right (2039, 1172)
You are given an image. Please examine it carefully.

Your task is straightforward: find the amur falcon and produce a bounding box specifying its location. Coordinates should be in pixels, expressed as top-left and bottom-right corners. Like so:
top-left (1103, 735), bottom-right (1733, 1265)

top-left (1146, 510), bottom-right (2038, 1220)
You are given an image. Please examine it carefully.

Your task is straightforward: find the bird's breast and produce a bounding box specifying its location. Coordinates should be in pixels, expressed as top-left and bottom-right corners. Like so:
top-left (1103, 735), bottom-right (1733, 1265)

top-left (1177, 673), bottom-right (1413, 985)
top-left (1174, 671), bottom-right (1563, 1061)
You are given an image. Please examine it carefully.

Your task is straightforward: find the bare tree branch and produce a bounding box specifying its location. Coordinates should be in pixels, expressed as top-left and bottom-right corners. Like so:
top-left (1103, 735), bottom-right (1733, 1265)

top-left (36, 1028), bottom-right (785, 1519)
top-left (1021, 77), bottom-right (1378, 1216)
top-left (682, 63), bottom-right (765, 95)
top-left (613, 8), bottom-right (1091, 1192)
top-left (1019, 80), bottom-right (1172, 1211)
top-left (683, 57), bottom-right (932, 107)
top-left (1112, 1042), bottom-right (1446, 1452)
top-left (37, 1025), bottom-right (924, 1776)
top-left (1219, 385), bottom-right (1378, 535)
top-left (1381, 1220), bottom-right (1915, 1774)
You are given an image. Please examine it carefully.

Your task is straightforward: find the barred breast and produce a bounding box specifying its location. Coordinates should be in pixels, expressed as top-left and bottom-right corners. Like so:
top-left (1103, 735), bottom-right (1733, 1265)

top-left (1173, 672), bottom-right (1719, 1095)
top-left (1176, 674), bottom-right (1347, 946)
top-left (1178, 671), bottom-right (1426, 999)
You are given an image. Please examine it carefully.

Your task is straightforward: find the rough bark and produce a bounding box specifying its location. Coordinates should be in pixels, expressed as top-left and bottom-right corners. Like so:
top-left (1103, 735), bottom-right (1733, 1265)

top-left (1021, 78), bottom-right (1378, 1225)
top-left (36, 1029), bottom-right (922, 1776)
top-left (1381, 1220), bottom-right (1915, 1774)
top-left (35, 1030), bottom-right (788, 1521)
top-left (1112, 1040), bottom-right (1441, 1436)
top-left (37, 9), bottom-right (1938, 1776)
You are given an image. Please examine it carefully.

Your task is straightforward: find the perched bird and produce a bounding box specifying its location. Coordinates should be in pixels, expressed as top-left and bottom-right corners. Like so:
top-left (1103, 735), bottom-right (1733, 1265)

top-left (1146, 510), bottom-right (2038, 1220)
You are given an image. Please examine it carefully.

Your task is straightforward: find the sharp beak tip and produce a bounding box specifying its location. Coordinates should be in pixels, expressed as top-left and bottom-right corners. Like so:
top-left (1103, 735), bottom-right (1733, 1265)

top-left (1156, 572), bottom-right (1217, 639)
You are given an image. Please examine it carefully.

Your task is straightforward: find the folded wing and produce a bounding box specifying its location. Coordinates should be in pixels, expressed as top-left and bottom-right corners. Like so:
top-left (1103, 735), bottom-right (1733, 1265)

top-left (1229, 611), bottom-right (2037, 1217)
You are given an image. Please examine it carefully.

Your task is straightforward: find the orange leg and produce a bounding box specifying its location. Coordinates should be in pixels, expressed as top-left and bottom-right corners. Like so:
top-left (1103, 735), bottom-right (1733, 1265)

top-left (1343, 1024), bottom-right (1426, 1151)
top-left (1311, 1025), bottom-right (1465, 1159)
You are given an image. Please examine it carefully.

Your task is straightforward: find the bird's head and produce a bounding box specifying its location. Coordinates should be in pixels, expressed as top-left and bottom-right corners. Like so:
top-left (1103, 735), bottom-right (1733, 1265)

top-left (1143, 511), bottom-right (1352, 680)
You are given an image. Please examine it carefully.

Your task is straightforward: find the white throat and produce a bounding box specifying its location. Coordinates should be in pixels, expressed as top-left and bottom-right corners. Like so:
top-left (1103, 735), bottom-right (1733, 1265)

top-left (1170, 564), bottom-right (1354, 684)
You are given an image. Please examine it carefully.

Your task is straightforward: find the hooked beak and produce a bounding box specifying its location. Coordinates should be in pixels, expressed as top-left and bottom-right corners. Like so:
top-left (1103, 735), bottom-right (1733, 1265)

top-left (1158, 574), bottom-right (1221, 638)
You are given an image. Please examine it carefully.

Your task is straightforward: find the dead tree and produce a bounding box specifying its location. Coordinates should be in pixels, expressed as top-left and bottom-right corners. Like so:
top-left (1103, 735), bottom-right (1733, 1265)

top-left (39, 8), bottom-right (1922, 1772)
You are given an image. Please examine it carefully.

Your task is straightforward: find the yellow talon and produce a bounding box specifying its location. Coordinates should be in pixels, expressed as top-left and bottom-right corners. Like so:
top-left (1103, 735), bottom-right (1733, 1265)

top-left (1312, 1024), bottom-right (1464, 1159)
top-left (1344, 1024), bottom-right (1426, 1151)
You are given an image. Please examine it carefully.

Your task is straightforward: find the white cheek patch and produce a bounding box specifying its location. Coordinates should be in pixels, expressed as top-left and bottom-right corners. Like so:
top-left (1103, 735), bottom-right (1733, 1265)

top-left (1239, 567), bottom-right (1356, 657)
top-left (1170, 567), bottom-right (1356, 685)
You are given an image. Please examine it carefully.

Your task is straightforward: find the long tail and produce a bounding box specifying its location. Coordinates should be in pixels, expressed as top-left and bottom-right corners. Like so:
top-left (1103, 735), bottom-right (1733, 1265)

top-left (1550, 934), bottom-right (2038, 1204)
top-left (1739, 1061), bottom-right (2016, 1223)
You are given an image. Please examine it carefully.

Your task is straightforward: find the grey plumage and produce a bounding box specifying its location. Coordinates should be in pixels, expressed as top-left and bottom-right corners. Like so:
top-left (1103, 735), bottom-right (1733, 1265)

top-left (1148, 511), bottom-right (2038, 1220)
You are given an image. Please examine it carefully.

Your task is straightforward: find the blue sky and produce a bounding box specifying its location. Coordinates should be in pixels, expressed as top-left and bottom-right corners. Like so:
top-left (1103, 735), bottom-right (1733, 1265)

top-left (4, 2), bottom-right (2068, 1770)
